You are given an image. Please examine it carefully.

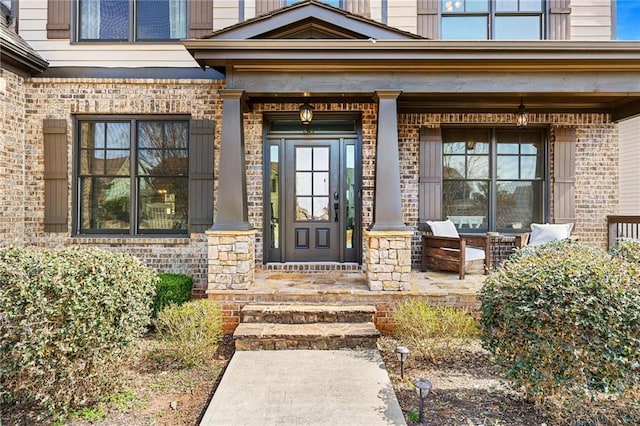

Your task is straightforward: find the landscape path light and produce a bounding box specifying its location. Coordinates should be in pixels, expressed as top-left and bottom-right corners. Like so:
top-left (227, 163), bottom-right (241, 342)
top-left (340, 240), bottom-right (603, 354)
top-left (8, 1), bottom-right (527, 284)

top-left (394, 346), bottom-right (410, 380)
top-left (413, 377), bottom-right (432, 423)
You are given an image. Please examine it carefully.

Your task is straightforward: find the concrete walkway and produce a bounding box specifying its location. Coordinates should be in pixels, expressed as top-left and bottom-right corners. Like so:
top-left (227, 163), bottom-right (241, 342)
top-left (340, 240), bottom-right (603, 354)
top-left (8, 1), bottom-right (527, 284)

top-left (200, 349), bottom-right (406, 426)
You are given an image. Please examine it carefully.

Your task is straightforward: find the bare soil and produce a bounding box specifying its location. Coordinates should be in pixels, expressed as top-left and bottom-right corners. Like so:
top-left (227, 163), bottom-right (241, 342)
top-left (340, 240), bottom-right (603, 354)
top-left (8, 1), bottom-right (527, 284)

top-left (3, 336), bottom-right (635, 425)
top-left (0, 335), bottom-right (235, 426)
top-left (378, 337), bottom-right (547, 426)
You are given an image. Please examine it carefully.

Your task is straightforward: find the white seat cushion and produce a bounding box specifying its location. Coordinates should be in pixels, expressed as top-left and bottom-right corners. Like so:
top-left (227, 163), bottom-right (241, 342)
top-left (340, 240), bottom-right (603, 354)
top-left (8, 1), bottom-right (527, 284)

top-left (529, 223), bottom-right (574, 246)
top-left (465, 247), bottom-right (485, 261)
top-left (426, 219), bottom-right (459, 238)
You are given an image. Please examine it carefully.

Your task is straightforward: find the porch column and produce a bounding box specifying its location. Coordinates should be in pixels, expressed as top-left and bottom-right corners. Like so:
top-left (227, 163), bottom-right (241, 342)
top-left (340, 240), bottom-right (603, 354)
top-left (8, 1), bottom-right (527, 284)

top-left (365, 91), bottom-right (412, 291)
top-left (371, 90), bottom-right (408, 231)
top-left (213, 89), bottom-right (251, 231)
top-left (207, 89), bottom-right (255, 291)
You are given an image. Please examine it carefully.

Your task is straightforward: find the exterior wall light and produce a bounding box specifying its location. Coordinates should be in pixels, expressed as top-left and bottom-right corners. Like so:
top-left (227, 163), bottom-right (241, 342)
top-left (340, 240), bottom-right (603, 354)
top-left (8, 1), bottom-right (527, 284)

top-left (299, 102), bottom-right (314, 124)
top-left (413, 377), bottom-right (433, 423)
top-left (394, 346), bottom-right (410, 379)
top-left (515, 102), bottom-right (528, 128)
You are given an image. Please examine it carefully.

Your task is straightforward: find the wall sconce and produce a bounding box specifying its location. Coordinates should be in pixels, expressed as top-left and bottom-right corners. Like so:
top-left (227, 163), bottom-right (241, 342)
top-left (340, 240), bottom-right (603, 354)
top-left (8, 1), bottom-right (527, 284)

top-left (394, 346), bottom-right (410, 380)
top-left (299, 102), bottom-right (314, 125)
top-left (465, 140), bottom-right (476, 150)
top-left (515, 102), bottom-right (528, 128)
top-left (413, 377), bottom-right (433, 423)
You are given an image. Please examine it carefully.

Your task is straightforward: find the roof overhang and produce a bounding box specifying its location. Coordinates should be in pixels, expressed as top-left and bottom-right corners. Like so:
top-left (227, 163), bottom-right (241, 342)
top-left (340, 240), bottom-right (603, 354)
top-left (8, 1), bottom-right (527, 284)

top-left (184, 40), bottom-right (640, 72)
top-left (1, 24), bottom-right (48, 75)
top-left (184, 0), bottom-right (640, 122)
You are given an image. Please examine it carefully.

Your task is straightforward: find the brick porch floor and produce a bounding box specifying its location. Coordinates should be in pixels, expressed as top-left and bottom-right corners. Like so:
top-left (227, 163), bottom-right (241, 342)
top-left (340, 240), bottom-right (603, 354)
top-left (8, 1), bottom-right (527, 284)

top-left (207, 268), bottom-right (487, 334)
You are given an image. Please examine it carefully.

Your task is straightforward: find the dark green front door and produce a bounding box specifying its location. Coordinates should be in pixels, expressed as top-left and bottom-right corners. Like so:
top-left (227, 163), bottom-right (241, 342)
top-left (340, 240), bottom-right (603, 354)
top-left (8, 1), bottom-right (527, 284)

top-left (266, 131), bottom-right (360, 263)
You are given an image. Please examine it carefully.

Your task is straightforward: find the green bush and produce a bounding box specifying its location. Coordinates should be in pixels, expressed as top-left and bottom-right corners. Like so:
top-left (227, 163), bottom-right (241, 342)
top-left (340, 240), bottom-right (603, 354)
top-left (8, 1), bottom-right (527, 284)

top-left (155, 299), bottom-right (223, 368)
top-left (391, 300), bottom-right (479, 362)
top-left (152, 273), bottom-right (193, 317)
top-left (480, 241), bottom-right (640, 403)
top-left (0, 246), bottom-right (157, 416)
top-left (610, 239), bottom-right (640, 265)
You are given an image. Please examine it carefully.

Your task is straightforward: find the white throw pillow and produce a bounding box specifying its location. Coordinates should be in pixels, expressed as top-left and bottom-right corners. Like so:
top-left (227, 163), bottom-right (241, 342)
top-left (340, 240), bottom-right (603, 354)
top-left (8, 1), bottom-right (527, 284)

top-left (528, 223), bottom-right (574, 246)
top-left (426, 219), bottom-right (459, 238)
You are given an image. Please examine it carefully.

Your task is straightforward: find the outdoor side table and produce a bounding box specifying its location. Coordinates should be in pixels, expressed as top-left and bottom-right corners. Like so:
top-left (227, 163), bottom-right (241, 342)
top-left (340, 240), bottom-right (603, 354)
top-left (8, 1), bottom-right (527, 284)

top-left (489, 234), bottom-right (516, 270)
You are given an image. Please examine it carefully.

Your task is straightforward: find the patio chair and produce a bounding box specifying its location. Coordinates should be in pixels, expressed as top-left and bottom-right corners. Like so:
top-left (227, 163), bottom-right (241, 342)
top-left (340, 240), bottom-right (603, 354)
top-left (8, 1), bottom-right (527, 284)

top-left (421, 219), bottom-right (490, 280)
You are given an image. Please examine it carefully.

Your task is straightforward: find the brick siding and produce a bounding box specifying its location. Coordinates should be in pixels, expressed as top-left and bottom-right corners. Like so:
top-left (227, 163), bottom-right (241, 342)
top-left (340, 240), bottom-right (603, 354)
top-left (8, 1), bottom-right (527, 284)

top-left (0, 76), bottom-right (619, 285)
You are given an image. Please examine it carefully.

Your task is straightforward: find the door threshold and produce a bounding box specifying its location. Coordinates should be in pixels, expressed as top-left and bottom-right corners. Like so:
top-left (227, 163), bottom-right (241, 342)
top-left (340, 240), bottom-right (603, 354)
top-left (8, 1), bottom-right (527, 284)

top-left (260, 262), bottom-right (362, 273)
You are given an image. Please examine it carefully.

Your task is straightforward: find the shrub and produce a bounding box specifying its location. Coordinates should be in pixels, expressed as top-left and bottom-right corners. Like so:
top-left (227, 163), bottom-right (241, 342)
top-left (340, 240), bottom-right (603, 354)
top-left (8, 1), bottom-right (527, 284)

top-left (152, 273), bottom-right (193, 318)
top-left (480, 241), bottom-right (640, 404)
top-left (155, 299), bottom-right (223, 368)
top-left (610, 239), bottom-right (640, 266)
top-left (0, 246), bottom-right (157, 416)
top-left (391, 300), bottom-right (479, 363)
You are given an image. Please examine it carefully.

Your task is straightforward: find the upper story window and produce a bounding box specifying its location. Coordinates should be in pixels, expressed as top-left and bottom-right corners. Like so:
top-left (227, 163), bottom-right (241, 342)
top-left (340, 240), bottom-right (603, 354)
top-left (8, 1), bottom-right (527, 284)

top-left (441, 0), bottom-right (544, 40)
top-left (78, 0), bottom-right (187, 42)
top-left (286, 0), bottom-right (342, 7)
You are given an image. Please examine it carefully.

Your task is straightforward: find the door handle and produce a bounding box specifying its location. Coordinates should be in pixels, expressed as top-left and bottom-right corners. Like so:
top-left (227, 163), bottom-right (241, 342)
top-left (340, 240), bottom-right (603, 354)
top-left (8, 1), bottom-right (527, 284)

top-left (334, 202), bottom-right (339, 222)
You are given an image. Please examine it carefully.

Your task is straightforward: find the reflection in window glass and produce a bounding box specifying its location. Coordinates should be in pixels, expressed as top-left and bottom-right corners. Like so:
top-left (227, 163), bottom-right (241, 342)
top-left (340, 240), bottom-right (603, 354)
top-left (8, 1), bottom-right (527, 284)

top-left (443, 128), bottom-right (545, 232)
top-left (80, 177), bottom-right (130, 230)
top-left (345, 145), bottom-right (355, 249)
top-left (442, 16), bottom-right (488, 39)
top-left (496, 181), bottom-right (542, 230)
top-left (442, 0), bottom-right (488, 12)
top-left (443, 180), bottom-right (489, 230)
top-left (137, 0), bottom-right (187, 40)
top-left (79, 0), bottom-right (187, 41)
top-left (78, 119), bottom-right (188, 234)
top-left (270, 145), bottom-right (279, 249)
top-left (495, 16), bottom-right (541, 40)
top-left (295, 146), bottom-right (331, 221)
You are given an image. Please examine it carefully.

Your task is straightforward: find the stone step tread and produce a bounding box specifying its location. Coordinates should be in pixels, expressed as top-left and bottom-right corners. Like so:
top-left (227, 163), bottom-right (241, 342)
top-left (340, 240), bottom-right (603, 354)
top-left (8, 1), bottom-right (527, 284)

top-left (233, 322), bottom-right (381, 339)
top-left (241, 304), bottom-right (376, 314)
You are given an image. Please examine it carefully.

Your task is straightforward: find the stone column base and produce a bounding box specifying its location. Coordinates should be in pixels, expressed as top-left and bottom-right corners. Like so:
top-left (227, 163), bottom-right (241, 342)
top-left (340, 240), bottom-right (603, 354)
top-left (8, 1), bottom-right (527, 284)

top-left (205, 229), bottom-right (257, 291)
top-left (364, 229), bottom-right (413, 291)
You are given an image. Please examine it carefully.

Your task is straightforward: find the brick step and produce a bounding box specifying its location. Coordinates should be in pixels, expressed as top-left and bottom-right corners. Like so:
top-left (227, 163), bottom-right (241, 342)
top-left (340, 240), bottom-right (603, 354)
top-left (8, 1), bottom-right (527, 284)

top-left (240, 304), bottom-right (376, 324)
top-left (233, 322), bottom-right (380, 351)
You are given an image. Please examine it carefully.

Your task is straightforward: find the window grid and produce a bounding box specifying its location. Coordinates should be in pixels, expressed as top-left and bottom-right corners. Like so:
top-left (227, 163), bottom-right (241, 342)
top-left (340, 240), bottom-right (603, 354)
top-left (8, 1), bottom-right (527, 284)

top-left (77, 0), bottom-right (187, 42)
top-left (441, 0), bottom-right (545, 40)
top-left (76, 118), bottom-right (189, 235)
top-left (442, 128), bottom-right (546, 232)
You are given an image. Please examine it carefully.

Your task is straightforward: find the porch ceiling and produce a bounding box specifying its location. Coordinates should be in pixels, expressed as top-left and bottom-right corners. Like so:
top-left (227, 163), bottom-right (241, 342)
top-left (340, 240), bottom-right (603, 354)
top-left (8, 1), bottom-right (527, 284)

top-left (184, 39), bottom-right (640, 121)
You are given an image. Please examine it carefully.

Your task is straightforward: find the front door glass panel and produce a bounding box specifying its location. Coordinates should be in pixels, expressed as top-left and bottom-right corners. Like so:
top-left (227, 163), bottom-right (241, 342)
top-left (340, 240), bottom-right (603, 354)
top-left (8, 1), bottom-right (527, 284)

top-left (295, 147), bottom-right (330, 221)
top-left (270, 145), bottom-right (279, 249)
top-left (345, 144), bottom-right (355, 249)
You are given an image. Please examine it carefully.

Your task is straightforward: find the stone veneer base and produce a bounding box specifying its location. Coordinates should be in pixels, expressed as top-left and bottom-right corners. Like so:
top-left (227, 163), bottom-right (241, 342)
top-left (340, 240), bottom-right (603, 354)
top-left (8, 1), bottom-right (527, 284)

top-left (364, 229), bottom-right (414, 291)
top-left (206, 229), bottom-right (257, 291)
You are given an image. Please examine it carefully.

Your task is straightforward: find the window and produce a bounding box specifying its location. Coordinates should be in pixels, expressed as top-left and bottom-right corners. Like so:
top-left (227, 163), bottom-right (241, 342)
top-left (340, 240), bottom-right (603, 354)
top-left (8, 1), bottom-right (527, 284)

top-left (441, 0), bottom-right (544, 40)
top-left (78, 0), bottom-right (187, 41)
top-left (286, 0), bottom-right (342, 7)
top-left (77, 118), bottom-right (189, 234)
top-left (442, 128), bottom-right (545, 232)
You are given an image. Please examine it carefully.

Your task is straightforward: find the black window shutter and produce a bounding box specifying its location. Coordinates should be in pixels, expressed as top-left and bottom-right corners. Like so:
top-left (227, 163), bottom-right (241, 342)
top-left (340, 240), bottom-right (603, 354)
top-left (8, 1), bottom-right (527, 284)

top-left (549, 0), bottom-right (571, 40)
top-left (189, 119), bottom-right (214, 233)
top-left (419, 127), bottom-right (443, 223)
top-left (553, 126), bottom-right (576, 224)
top-left (345, 0), bottom-right (371, 18)
top-left (189, 0), bottom-right (214, 38)
top-left (255, 0), bottom-right (283, 16)
top-left (417, 0), bottom-right (439, 39)
top-left (46, 0), bottom-right (71, 39)
top-left (43, 119), bottom-right (69, 232)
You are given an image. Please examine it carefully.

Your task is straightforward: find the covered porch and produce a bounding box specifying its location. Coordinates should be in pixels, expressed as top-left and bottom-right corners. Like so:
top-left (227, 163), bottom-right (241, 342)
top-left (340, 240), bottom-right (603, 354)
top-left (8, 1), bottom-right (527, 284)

top-left (183, 0), bottom-right (640, 294)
